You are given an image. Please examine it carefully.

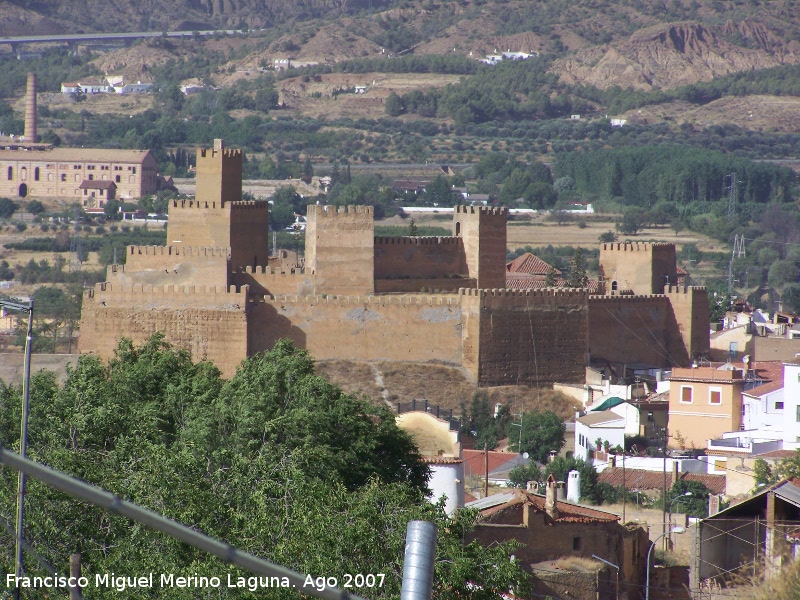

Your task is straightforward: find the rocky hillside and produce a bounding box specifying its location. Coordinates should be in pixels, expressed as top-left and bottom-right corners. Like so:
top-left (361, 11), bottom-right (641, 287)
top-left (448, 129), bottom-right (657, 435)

top-left (5, 0), bottom-right (800, 92)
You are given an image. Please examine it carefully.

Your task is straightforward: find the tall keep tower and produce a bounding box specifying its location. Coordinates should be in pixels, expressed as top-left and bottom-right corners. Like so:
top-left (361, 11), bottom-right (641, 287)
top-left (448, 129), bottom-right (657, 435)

top-left (305, 205), bottom-right (374, 295)
top-left (599, 242), bottom-right (677, 294)
top-left (24, 72), bottom-right (36, 143)
top-left (167, 140), bottom-right (269, 270)
top-left (453, 206), bottom-right (507, 289)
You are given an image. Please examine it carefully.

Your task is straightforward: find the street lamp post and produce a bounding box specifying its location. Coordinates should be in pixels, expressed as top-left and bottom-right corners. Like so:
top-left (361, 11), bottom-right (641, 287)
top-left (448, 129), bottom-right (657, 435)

top-left (3, 299), bottom-right (34, 600)
top-left (646, 527), bottom-right (686, 600)
top-left (591, 554), bottom-right (620, 600)
top-left (668, 492), bottom-right (692, 550)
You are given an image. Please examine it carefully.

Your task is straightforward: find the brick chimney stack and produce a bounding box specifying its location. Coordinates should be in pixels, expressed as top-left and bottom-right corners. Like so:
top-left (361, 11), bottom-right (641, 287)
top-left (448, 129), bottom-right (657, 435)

top-left (24, 72), bottom-right (36, 143)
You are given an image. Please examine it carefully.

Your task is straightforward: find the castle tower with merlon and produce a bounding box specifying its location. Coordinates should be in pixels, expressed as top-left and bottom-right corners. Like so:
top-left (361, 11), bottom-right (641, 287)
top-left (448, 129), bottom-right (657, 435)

top-left (453, 206), bottom-right (507, 289)
top-left (305, 204), bottom-right (375, 295)
top-left (599, 242), bottom-right (677, 295)
top-left (167, 140), bottom-right (268, 270)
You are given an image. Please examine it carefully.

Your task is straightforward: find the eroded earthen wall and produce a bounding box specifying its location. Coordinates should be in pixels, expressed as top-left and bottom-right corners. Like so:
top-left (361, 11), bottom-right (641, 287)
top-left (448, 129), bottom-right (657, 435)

top-left (246, 293), bottom-right (464, 367)
top-left (600, 242), bottom-right (676, 295)
top-left (470, 288), bottom-right (589, 386)
top-left (78, 284), bottom-right (248, 377)
top-left (454, 206), bottom-right (507, 289)
top-left (116, 245), bottom-right (230, 288)
top-left (230, 266), bottom-right (315, 296)
top-left (228, 202), bottom-right (269, 269)
top-left (666, 285), bottom-right (709, 359)
top-left (305, 205), bottom-right (374, 295)
top-left (588, 295), bottom-right (690, 367)
top-left (374, 236), bottom-right (467, 280)
top-left (167, 200), bottom-right (234, 249)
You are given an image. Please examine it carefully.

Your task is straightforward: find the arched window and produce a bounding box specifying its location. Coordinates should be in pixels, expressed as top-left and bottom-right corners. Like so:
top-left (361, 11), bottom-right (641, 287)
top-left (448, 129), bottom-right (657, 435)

top-left (455, 222), bottom-right (461, 236)
top-left (7, 167), bottom-right (12, 180)
top-left (611, 280), bottom-right (618, 292)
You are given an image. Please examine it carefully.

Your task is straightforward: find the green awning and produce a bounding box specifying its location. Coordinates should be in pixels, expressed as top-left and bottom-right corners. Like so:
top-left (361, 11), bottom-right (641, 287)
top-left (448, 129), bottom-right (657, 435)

top-left (591, 396), bottom-right (625, 411)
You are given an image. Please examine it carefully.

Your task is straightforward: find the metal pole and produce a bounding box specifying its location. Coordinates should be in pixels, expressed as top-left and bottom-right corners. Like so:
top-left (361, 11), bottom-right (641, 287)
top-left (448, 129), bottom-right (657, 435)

top-left (646, 531), bottom-right (668, 600)
top-left (622, 451), bottom-right (626, 524)
top-left (0, 445), bottom-right (368, 600)
top-left (13, 299), bottom-right (33, 600)
top-left (400, 521), bottom-right (436, 600)
top-left (662, 428), bottom-right (668, 551)
top-left (591, 554), bottom-right (619, 600)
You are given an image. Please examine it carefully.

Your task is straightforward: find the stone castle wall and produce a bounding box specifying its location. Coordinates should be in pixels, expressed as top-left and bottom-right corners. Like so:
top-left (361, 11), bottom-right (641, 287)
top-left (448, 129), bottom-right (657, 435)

top-left (305, 205), bottom-right (374, 295)
top-left (246, 292), bottom-right (465, 368)
top-left (115, 245), bottom-right (230, 288)
top-left (464, 288), bottom-right (589, 386)
top-left (374, 236), bottom-right (467, 280)
top-left (588, 294), bottom-right (689, 367)
top-left (79, 284), bottom-right (248, 376)
top-left (599, 242), bottom-right (677, 295)
top-left (454, 206), bottom-right (507, 289)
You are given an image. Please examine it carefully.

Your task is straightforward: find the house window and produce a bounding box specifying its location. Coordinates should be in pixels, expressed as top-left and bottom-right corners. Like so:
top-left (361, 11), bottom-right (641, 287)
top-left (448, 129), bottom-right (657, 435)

top-left (88, 174), bottom-right (94, 181)
top-left (775, 402), bottom-right (785, 410)
top-left (680, 386), bottom-right (693, 404)
top-left (34, 167), bottom-right (39, 181)
top-left (709, 389), bottom-right (721, 405)
top-left (61, 174), bottom-right (66, 182)
top-left (115, 175), bottom-right (121, 183)
top-left (7, 167), bottom-right (12, 180)
top-left (647, 412), bottom-right (654, 422)
top-left (796, 406), bottom-right (800, 422)
top-left (572, 537), bottom-right (582, 551)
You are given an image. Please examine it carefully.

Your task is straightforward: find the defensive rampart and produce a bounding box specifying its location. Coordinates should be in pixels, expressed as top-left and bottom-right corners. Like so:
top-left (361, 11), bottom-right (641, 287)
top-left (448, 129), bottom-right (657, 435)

top-left (588, 294), bottom-right (689, 367)
top-left (599, 242), bottom-right (677, 295)
top-left (114, 245), bottom-right (230, 288)
top-left (79, 284), bottom-right (248, 377)
top-left (247, 292), bottom-right (465, 367)
top-left (374, 236), bottom-right (467, 280)
top-left (462, 288), bottom-right (589, 386)
top-left (230, 265), bottom-right (314, 296)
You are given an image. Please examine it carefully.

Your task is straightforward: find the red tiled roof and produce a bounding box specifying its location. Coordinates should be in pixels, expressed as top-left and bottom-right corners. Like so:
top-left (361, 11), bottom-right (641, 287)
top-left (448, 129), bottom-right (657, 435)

top-left (598, 468), bottom-right (726, 495)
top-left (462, 450), bottom-right (519, 475)
top-left (676, 266), bottom-right (688, 275)
top-left (506, 253), bottom-right (560, 276)
top-left (481, 490), bottom-right (619, 523)
top-left (79, 180), bottom-right (116, 190)
top-left (743, 361), bottom-right (785, 397)
top-left (421, 456), bottom-right (462, 464)
top-left (505, 274), bottom-right (601, 293)
top-left (754, 449), bottom-right (797, 460)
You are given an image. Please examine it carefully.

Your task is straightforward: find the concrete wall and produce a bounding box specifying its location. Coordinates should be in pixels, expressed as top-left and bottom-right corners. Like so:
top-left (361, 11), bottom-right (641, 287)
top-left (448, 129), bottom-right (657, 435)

top-left (305, 205), bottom-right (375, 295)
top-left (78, 284), bottom-right (248, 377)
top-left (468, 288), bottom-right (588, 386)
top-left (588, 295), bottom-right (689, 368)
top-left (374, 236), bottom-right (467, 279)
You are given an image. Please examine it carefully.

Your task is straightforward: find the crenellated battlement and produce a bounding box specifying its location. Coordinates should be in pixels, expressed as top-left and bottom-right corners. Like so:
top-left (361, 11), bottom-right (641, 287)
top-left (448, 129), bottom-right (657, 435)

top-left (198, 147), bottom-right (242, 159)
top-left (455, 205), bottom-right (507, 216)
top-left (229, 201), bottom-right (269, 211)
top-left (601, 242), bottom-right (673, 252)
top-left (172, 199), bottom-right (226, 210)
top-left (461, 287), bottom-right (589, 309)
top-left (307, 204), bottom-right (373, 217)
top-left (250, 292), bottom-right (460, 307)
top-left (129, 245), bottom-right (230, 257)
top-left (374, 236), bottom-right (460, 246)
top-left (589, 293), bottom-right (669, 302)
top-left (665, 284), bottom-right (707, 294)
top-left (88, 282), bottom-right (243, 296)
top-left (233, 265), bottom-right (306, 276)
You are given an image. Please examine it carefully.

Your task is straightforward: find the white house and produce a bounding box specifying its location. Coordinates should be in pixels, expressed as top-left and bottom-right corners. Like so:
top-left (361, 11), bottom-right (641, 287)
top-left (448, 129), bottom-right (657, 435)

top-left (574, 411), bottom-right (625, 462)
top-left (113, 81), bottom-right (154, 94)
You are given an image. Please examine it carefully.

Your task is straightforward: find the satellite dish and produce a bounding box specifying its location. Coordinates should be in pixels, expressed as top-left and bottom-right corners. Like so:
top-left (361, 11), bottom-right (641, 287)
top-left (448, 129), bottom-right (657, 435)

top-left (522, 452), bottom-right (529, 459)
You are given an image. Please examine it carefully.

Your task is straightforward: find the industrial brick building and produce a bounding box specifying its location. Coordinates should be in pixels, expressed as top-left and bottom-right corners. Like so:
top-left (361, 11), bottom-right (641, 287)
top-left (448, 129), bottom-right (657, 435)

top-left (78, 139), bottom-right (710, 383)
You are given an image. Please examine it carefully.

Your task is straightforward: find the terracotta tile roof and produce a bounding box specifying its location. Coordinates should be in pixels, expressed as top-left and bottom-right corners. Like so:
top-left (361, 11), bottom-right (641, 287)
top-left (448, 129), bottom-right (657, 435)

top-left (743, 361), bottom-right (785, 397)
top-left (0, 148), bottom-right (152, 163)
top-left (462, 449), bottom-right (519, 475)
top-left (506, 253), bottom-right (560, 276)
top-left (421, 456), bottom-right (462, 465)
top-left (676, 266), bottom-right (688, 275)
top-left (79, 180), bottom-right (116, 190)
top-left (598, 467), bottom-right (726, 494)
top-left (754, 449), bottom-right (797, 460)
top-left (481, 490), bottom-right (619, 523)
top-left (505, 273), bottom-right (601, 293)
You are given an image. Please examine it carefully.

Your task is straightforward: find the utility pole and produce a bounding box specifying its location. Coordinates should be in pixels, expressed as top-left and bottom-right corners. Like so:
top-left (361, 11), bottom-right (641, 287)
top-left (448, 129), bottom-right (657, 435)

top-left (484, 444), bottom-right (489, 498)
top-left (726, 172), bottom-right (738, 222)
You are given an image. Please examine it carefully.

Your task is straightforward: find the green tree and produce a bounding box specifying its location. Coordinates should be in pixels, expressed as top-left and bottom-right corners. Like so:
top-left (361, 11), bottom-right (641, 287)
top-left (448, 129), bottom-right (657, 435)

top-left (103, 198), bottom-right (122, 220)
top-left (26, 199), bottom-right (45, 215)
top-left (424, 175), bottom-right (457, 207)
top-left (408, 218), bottom-right (419, 236)
top-left (507, 463), bottom-right (542, 488)
top-left (598, 230), bottom-right (618, 243)
top-left (0, 197), bottom-right (17, 219)
top-left (566, 247), bottom-right (589, 288)
top-left (510, 410), bottom-right (565, 463)
top-left (545, 266), bottom-right (558, 287)
top-left (616, 208), bottom-right (645, 236)
top-left (769, 260), bottom-right (799, 289)
top-left (385, 92), bottom-right (405, 117)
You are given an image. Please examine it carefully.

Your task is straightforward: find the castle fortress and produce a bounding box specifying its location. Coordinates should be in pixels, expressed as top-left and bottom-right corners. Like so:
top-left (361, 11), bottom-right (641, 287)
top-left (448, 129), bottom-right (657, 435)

top-left (79, 140), bottom-right (709, 383)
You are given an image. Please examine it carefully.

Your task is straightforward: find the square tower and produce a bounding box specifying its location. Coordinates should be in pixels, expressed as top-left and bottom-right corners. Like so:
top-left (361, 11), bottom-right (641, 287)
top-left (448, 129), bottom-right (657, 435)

top-left (167, 140), bottom-right (269, 270)
top-left (453, 206), bottom-right (507, 289)
top-left (305, 205), bottom-right (374, 295)
top-left (599, 242), bottom-right (677, 295)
